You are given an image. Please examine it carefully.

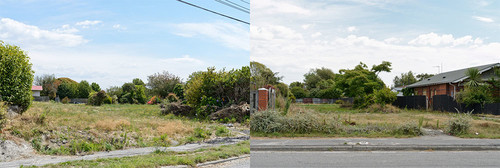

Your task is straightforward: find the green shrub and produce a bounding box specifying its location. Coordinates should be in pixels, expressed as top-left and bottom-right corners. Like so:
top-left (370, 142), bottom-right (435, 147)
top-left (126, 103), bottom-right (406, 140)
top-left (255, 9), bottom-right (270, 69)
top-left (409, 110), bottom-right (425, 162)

top-left (0, 102), bottom-right (7, 130)
top-left (103, 95), bottom-right (113, 104)
top-left (193, 128), bottom-right (211, 139)
top-left (88, 90), bottom-right (108, 106)
top-left (215, 126), bottom-right (230, 137)
top-left (447, 113), bottom-right (471, 135)
top-left (374, 87), bottom-right (397, 106)
top-left (335, 100), bottom-right (344, 104)
top-left (61, 97), bottom-right (71, 104)
top-left (0, 41), bottom-right (34, 114)
top-left (393, 123), bottom-right (422, 136)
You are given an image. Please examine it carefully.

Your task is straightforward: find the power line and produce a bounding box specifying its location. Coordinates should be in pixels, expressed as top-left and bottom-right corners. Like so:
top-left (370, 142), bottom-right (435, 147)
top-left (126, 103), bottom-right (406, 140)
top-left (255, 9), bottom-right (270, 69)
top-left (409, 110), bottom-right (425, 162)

top-left (240, 0), bottom-right (249, 4)
top-left (222, 0), bottom-right (250, 11)
top-left (215, 0), bottom-right (249, 13)
top-left (177, 0), bottom-right (249, 25)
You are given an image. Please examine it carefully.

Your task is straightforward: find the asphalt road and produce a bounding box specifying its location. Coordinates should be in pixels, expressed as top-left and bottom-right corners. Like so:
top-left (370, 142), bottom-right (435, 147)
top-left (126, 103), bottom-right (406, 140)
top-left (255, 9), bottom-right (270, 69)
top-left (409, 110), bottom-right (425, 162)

top-left (251, 151), bottom-right (500, 167)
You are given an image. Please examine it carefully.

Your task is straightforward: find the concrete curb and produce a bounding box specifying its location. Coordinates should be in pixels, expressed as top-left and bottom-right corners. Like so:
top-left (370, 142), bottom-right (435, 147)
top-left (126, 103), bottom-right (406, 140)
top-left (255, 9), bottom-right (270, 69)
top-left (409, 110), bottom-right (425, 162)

top-left (251, 145), bottom-right (500, 151)
top-left (197, 154), bottom-right (250, 167)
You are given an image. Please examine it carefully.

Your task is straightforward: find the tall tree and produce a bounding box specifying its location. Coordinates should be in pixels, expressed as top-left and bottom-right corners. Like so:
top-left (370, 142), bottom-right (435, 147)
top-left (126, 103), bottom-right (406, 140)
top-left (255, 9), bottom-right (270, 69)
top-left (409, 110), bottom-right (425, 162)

top-left (91, 82), bottom-right (101, 92)
top-left (147, 71), bottom-right (181, 98)
top-left (77, 80), bottom-right (92, 98)
top-left (250, 61), bottom-right (282, 88)
top-left (303, 67), bottom-right (335, 89)
top-left (416, 73), bottom-right (434, 81)
top-left (393, 71), bottom-right (417, 87)
top-left (35, 74), bottom-right (57, 97)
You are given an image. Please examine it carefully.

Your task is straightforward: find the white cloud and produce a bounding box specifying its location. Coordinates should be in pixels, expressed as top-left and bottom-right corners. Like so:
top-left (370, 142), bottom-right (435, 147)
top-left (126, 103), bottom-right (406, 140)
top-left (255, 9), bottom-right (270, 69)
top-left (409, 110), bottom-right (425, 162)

top-left (408, 32), bottom-right (483, 47)
top-left (301, 24), bottom-right (312, 30)
top-left (76, 20), bottom-right (102, 28)
top-left (54, 24), bottom-right (79, 34)
top-left (252, 0), bottom-right (310, 15)
top-left (162, 55), bottom-right (203, 65)
top-left (0, 18), bottom-right (87, 48)
top-left (347, 26), bottom-right (358, 32)
top-left (311, 32), bottom-right (322, 38)
top-left (112, 24), bottom-right (126, 30)
top-left (172, 22), bottom-right (249, 51)
top-left (473, 16), bottom-right (494, 23)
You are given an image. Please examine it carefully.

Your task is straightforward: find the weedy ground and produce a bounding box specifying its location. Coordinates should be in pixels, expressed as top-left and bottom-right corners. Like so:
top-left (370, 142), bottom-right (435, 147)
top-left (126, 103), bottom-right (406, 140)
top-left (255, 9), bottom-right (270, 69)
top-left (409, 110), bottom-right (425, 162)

top-left (2, 102), bottom-right (248, 155)
top-left (251, 103), bottom-right (500, 138)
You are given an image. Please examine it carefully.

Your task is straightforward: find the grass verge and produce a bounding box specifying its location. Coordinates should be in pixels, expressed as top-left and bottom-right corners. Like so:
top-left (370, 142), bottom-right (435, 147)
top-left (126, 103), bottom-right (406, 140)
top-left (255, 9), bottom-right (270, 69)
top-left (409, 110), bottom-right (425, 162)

top-left (32, 141), bottom-right (249, 168)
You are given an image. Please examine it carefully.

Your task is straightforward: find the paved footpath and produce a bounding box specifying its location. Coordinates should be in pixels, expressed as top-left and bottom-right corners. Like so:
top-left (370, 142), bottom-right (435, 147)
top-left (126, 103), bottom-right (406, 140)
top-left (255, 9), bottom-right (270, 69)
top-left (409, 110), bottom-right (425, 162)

top-left (251, 135), bottom-right (500, 151)
top-left (1, 136), bottom-right (249, 168)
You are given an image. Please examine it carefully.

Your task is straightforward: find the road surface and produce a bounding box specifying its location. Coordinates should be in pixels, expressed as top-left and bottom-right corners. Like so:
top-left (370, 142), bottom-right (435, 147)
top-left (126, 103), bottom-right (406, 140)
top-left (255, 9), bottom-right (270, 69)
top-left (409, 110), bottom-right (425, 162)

top-left (251, 151), bottom-right (500, 167)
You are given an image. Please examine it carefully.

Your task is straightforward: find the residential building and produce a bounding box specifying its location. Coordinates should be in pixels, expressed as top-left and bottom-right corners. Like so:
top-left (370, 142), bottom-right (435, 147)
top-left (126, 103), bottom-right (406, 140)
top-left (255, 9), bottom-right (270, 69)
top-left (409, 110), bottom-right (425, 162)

top-left (406, 63), bottom-right (499, 108)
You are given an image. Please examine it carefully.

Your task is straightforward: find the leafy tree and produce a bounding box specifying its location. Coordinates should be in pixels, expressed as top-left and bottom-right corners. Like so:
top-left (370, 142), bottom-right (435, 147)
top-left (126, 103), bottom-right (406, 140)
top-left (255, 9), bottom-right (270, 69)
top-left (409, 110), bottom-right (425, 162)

top-left (275, 83), bottom-right (289, 97)
top-left (371, 61), bottom-right (392, 76)
top-left (374, 87), bottom-right (397, 106)
top-left (457, 68), bottom-right (494, 107)
top-left (88, 90), bottom-right (108, 106)
top-left (57, 82), bottom-right (78, 99)
top-left (456, 85), bottom-right (493, 108)
top-left (0, 41), bottom-right (34, 113)
top-left (184, 66), bottom-right (250, 108)
top-left (134, 85), bottom-right (147, 104)
top-left (317, 87), bottom-right (342, 99)
top-left (147, 71), bottom-right (181, 98)
top-left (303, 67), bottom-right (335, 89)
top-left (250, 61), bottom-right (282, 88)
top-left (290, 86), bottom-right (308, 99)
top-left (172, 83), bottom-right (185, 100)
top-left (106, 86), bottom-right (122, 98)
top-left (91, 82), bottom-right (101, 92)
top-left (336, 62), bottom-right (391, 108)
top-left (77, 80), bottom-right (92, 98)
top-left (35, 74), bottom-right (56, 97)
top-left (132, 78), bottom-right (145, 85)
top-left (336, 62), bottom-right (389, 97)
top-left (416, 73), bottom-right (434, 81)
top-left (289, 81), bottom-right (304, 89)
top-left (393, 71), bottom-right (417, 87)
top-left (402, 87), bottom-right (415, 96)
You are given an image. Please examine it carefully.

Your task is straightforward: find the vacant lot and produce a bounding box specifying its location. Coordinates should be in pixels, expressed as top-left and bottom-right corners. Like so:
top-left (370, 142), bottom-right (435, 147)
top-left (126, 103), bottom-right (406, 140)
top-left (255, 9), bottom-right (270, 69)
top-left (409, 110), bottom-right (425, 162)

top-left (2, 102), bottom-right (247, 155)
top-left (251, 104), bottom-right (500, 138)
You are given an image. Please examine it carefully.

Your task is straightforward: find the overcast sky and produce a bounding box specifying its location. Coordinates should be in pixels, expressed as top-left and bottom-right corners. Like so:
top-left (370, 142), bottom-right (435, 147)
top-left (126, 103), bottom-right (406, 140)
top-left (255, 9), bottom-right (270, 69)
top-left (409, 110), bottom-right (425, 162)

top-left (0, 0), bottom-right (249, 89)
top-left (251, 0), bottom-right (500, 87)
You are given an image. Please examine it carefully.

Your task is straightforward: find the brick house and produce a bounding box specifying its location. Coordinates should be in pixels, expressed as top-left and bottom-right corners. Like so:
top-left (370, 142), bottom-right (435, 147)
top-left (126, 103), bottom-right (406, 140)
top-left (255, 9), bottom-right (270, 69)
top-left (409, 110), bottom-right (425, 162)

top-left (406, 63), bottom-right (499, 108)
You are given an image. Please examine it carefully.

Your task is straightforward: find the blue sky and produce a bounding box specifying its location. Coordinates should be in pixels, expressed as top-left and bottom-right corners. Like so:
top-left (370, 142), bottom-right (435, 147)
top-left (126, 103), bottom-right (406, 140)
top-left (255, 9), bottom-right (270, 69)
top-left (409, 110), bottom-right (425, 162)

top-left (251, 0), bottom-right (500, 86)
top-left (0, 0), bottom-right (249, 88)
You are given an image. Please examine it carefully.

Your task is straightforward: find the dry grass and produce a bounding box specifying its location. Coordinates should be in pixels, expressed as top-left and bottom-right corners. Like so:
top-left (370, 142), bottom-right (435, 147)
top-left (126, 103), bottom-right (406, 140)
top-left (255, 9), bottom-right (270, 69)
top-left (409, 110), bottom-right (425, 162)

top-left (155, 120), bottom-right (193, 137)
top-left (94, 119), bottom-right (131, 132)
top-left (1, 102), bottom-right (226, 155)
top-left (285, 103), bottom-right (500, 138)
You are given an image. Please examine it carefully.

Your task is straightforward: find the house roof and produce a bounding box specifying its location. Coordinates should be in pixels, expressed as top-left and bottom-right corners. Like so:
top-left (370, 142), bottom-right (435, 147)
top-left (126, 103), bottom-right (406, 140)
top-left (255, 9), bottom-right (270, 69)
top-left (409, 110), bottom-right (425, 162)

top-left (32, 85), bottom-right (43, 91)
top-left (406, 63), bottom-right (499, 88)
